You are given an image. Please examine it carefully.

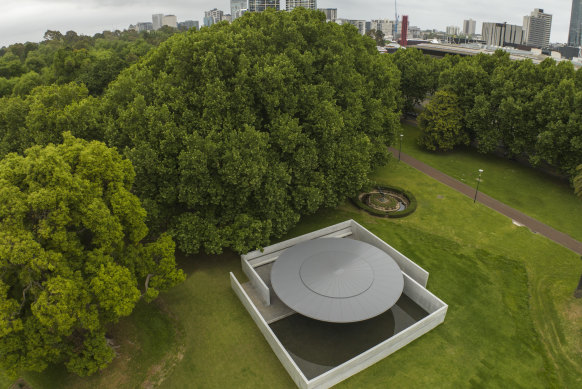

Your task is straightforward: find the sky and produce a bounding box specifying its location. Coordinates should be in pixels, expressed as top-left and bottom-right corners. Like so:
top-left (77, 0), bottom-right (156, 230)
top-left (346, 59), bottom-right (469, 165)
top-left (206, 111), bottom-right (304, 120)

top-left (0, 0), bottom-right (575, 47)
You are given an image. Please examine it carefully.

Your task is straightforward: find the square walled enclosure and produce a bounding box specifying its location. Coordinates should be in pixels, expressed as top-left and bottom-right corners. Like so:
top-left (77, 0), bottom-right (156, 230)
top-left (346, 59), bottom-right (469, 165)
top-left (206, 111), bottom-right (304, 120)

top-left (230, 220), bottom-right (448, 389)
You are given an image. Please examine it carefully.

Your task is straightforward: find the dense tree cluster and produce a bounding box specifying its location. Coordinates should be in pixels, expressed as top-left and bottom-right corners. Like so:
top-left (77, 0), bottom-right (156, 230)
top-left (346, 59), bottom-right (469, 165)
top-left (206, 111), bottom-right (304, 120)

top-left (101, 9), bottom-right (401, 254)
top-left (0, 27), bottom-right (178, 98)
top-left (0, 134), bottom-right (184, 376)
top-left (402, 49), bottom-right (582, 180)
top-left (0, 9), bottom-right (401, 377)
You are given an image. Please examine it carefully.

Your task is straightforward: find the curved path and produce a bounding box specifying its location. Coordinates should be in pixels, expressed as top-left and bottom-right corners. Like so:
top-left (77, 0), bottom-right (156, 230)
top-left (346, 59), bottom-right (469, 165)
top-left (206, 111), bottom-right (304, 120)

top-left (388, 146), bottom-right (582, 255)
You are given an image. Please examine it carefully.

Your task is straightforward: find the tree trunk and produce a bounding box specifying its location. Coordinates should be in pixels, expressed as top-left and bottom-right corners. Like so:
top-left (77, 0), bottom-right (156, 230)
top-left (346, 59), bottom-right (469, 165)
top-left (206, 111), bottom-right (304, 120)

top-left (575, 273), bottom-right (582, 299)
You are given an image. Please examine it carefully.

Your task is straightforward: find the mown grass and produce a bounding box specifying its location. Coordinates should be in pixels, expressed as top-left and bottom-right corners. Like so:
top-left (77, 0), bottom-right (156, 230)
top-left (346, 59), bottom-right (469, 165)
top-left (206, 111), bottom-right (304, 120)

top-left (7, 159), bottom-right (582, 388)
top-left (0, 373), bottom-right (11, 389)
top-left (399, 121), bottom-right (582, 242)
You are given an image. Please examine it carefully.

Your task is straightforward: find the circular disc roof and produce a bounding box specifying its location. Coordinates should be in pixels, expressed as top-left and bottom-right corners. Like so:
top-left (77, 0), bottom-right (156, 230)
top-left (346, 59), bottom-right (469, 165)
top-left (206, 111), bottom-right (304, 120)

top-left (270, 238), bottom-right (404, 323)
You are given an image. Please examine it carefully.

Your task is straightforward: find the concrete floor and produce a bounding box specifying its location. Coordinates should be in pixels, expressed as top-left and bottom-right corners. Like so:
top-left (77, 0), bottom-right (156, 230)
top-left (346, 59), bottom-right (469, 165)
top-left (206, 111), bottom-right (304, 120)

top-left (242, 262), bottom-right (294, 324)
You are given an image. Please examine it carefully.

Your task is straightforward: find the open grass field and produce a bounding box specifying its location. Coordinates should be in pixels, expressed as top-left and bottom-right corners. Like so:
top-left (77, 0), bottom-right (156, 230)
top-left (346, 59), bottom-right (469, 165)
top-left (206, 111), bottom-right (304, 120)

top-left (399, 121), bottom-right (582, 242)
top-left (7, 160), bottom-right (582, 388)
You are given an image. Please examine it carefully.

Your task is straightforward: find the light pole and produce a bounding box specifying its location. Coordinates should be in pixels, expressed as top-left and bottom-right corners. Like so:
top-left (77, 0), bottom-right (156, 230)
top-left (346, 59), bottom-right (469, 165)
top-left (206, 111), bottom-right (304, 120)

top-left (398, 134), bottom-right (403, 161)
top-left (473, 169), bottom-right (483, 203)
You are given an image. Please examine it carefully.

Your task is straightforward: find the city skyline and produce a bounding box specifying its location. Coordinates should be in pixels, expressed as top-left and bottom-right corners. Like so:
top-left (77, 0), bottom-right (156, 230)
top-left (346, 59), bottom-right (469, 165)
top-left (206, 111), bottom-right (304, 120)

top-left (0, 0), bottom-right (575, 47)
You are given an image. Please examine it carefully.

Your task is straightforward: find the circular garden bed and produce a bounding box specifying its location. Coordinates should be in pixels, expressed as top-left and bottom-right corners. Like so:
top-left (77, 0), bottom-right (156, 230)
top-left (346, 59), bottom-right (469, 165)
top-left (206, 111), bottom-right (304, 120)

top-left (352, 185), bottom-right (417, 218)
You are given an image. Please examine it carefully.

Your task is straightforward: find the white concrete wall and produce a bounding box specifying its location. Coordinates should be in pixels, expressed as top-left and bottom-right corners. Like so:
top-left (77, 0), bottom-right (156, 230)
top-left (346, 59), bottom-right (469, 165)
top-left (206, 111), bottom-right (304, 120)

top-left (242, 220), bottom-right (353, 263)
top-left (233, 221), bottom-right (447, 389)
top-left (232, 268), bottom-right (447, 389)
top-left (307, 281), bottom-right (447, 389)
top-left (402, 272), bottom-right (446, 314)
top-left (241, 257), bottom-right (271, 306)
top-left (246, 226), bottom-right (353, 268)
top-left (230, 273), bottom-right (309, 389)
top-left (350, 220), bottom-right (429, 287)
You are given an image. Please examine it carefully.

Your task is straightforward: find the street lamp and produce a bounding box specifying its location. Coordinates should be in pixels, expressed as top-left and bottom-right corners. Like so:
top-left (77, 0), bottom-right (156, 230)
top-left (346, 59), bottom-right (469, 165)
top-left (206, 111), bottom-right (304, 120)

top-left (473, 169), bottom-right (483, 203)
top-left (398, 134), bottom-right (403, 161)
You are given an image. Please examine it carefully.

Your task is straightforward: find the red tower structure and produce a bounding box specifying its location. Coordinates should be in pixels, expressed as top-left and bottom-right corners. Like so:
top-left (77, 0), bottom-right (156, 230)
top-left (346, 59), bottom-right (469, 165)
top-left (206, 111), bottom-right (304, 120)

top-left (399, 15), bottom-right (408, 46)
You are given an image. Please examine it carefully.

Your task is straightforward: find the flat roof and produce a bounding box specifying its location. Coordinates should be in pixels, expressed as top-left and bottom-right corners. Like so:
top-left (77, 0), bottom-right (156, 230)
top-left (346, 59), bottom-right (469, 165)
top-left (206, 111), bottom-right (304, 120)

top-left (270, 238), bottom-right (404, 323)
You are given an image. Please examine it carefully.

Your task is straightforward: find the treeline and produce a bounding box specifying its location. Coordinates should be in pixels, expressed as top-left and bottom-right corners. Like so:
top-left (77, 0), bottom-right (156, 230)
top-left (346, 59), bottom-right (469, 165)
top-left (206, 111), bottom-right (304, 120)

top-left (0, 28), bottom-right (187, 378)
top-left (0, 9), bottom-right (401, 255)
top-left (398, 48), bottom-right (582, 181)
top-left (0, 27), bottom-right (178, 97)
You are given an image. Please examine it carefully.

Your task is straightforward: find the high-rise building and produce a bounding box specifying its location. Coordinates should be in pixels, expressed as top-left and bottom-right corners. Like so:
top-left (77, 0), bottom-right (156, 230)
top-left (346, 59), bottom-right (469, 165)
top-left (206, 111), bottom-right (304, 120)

top-left (319, 8), bottom-right (337, 22)
top-left (463, 19), bottom-right (476, 35)
top-left (178, 20), bottom-right (199, 31)
top-left (568, 0), bottom-right (582, 47)
top-left (248, 0), bottom-right (280, 13)
top-left (446, 26), bottom-right (460, 35)
top-left (408, 25), bottom-right (421, 39)
top-left (152, 14), bottom-right (163, 30)
top-left (231, 0), bottom-right (248, 20)
top-left (236, 9), bottom-right (248, 19)
top-left (371, 19), bottom-right (395, 39)
top-left (482, 22), bottom-right (524, 46)
top-left (137, 22), bottom-right (153, 32)
top-left (162, 15), bottom-right (178, 29)
top-left (287, 0), bottom-right (316, 11)
top-left (335, 19), bottom-right (366, 35)
top-left (523, 8), bottom-right (552, 47)
top-left (204, 8), bottom-right (225, 27)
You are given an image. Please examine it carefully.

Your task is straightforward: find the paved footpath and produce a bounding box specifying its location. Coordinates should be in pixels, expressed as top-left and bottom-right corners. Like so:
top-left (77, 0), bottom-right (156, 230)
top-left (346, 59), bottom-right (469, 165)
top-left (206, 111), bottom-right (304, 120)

top-left (388, 146), bottom-right (582, 255)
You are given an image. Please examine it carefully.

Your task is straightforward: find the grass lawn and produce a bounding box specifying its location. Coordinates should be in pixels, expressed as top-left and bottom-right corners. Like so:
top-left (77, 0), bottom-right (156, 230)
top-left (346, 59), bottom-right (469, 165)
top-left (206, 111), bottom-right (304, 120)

top-left (7, 160), bottom-right (582, 388)
top-left (399, 121), bottom-right (582, 242)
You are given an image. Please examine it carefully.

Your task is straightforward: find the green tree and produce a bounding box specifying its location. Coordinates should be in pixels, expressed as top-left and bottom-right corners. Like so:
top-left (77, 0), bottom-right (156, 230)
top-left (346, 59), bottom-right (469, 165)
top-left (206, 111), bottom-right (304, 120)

top-left (365, 29), bottom-right (385, 46)
top-left (575, 165), bottom-right (582, 198)
top-left (0, 53), bottom-right (25, 79)
top-left (391, 47), bottom-right (439, 112)
top-left (11, 71), bottom-right (43, 96)
top-left (0, 78), bottom-right (14, 97)
top-left (103, 8), bottom-right (401, 254)
top-left (0, 82), bottom-right (103, 158)
top-left (0, 134), bottom-right (184, 377)
top-left (418, 90), bottom-right (468, 151)
top-left (438, 57), bottom-right (489, 119)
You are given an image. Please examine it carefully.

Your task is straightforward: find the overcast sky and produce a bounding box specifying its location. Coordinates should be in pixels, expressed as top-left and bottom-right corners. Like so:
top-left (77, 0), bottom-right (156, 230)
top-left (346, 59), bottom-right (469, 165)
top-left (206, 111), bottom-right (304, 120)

top-left (0, 0), bottom-right (575, 47)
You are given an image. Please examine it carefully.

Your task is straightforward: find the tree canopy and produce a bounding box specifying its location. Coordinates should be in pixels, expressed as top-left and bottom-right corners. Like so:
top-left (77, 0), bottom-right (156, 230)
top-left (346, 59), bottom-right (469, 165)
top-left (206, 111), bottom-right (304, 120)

top-left (0, 27), bottom-right (178, 98)
top-left (391, 48), bottom-right (439, 112)
top-left (418, 90), bottom-right (468, 151)
top-left (410, 50), bottom-right (582, 188)
top-left (0, 134), bottom-right (184, 377)
top-left (102, 8), bottom-right (401, 254)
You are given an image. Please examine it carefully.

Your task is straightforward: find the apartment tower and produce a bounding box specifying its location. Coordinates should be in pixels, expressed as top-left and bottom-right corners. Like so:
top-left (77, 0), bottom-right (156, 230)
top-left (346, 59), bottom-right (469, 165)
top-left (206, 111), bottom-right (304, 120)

top-left (463, 19), bottom-right (476, 36)
top-left (287, 0), bottom-right (317, 11)
top-left (523, 8), bottom-right (552, 48)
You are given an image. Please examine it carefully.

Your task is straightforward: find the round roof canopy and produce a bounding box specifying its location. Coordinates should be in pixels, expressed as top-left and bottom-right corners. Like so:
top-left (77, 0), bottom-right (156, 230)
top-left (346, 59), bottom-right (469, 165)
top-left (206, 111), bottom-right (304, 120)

top-left (270, 238), bottom-right (404, 323)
